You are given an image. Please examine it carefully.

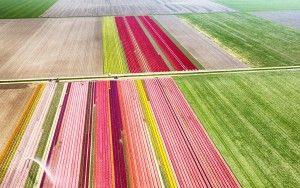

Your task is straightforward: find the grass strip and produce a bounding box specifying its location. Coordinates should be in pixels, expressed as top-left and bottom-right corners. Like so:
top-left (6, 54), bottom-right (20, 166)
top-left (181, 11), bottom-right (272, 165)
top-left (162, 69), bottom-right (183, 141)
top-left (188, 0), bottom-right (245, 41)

top-left (180, 13), bottom-right (300, 67)
top-left (1, 66), bottom-right (299, 84)
top-left (0, 84), bottom-right (45, 183)
top-left (175, 70), bottom-right (300, 187)
top-left (136, 80), bottom-right (178, 187)
top-left (89, 105), bottom-right (96, 188)
top-left (0, 0), bottom-right (57, 18)
top-left (216, 0), bottom-right (300, 12)
top-left (103, 17), bottom-right (129, 74)
top-left (24, 83), bottom-right (64, 187)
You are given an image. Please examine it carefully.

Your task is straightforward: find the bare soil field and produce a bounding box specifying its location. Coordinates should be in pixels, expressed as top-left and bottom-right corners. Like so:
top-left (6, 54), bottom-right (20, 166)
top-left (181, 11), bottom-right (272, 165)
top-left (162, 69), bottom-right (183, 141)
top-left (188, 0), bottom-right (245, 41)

top-left (0, 84), bottom-right (35, 151)
top-left (42, 0), bottom-right (234, 17)
top-left (253, 11), bottom-right (300, 29)
top-left (0, 17), bottom-right (103, 80)
top-left (155, 15), bottom-right (248, 69)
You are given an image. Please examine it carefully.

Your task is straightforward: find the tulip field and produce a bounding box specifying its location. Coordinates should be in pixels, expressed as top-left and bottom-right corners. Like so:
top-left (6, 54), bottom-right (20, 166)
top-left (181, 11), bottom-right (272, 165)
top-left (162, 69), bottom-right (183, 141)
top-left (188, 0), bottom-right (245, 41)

top-left (103, 17), bottom-right (128, 74)
top-left (0, 78), bottom-right (240, 187)
top-left (1, 0), bottom-right (299, 187)
top-left (103, 16), bottom-right (199, 74)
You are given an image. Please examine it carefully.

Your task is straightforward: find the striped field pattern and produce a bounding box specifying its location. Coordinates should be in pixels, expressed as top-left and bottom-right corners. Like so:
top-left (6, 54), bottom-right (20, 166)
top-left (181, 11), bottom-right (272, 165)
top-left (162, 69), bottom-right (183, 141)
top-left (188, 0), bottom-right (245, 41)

top-left (104, 16), bottom-right (200, 74)
top-left (175, 70), bottom-right (300, 187)
top-left (0, 78), bottom-right (238, 187)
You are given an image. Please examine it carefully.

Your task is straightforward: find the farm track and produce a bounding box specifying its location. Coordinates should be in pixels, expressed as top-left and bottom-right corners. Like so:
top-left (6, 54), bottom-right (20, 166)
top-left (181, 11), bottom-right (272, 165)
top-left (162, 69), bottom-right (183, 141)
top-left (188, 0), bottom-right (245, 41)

top-left (0, 78), bottom-right (239, 187)
top-left (155, 15), bottom-right (247, 69)
top-left (0, 66), bottom-right (298, 84)
top-left (41, 0), bottom-right (234, 18)
top-left (0, 17), bottom-right (103, 79)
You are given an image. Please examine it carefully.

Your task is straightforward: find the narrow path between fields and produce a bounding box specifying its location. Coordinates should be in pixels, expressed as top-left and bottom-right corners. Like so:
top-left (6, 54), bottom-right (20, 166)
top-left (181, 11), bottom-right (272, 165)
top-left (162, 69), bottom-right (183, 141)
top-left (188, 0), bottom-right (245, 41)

top-left (0, 66), bottom-right (299, 84)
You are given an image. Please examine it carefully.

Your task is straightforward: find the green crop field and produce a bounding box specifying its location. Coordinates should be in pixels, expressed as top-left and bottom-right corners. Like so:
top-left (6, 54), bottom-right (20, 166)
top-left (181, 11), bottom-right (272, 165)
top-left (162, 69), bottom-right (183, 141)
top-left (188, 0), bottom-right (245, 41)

top-left (216, 0), bottom-right (300, 12)
top-left (0, 0), bottom-right (56, 18)
top-left (180, 13), bottom-right (300, 67)
top-left (175, 69), bottom-right (300, 187)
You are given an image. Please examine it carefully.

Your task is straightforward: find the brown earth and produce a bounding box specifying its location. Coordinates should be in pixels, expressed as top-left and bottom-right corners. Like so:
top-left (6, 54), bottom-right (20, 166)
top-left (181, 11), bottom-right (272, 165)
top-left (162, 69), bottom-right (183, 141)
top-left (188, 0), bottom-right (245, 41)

top-left (0, 17), bottom-right (103, 79)
top-left (0, 84), bottom-right (35, 151)
top-left (253, 11), bottom-right (300, 30)
top-left (42, 0), bottom-right (234, 17)
top-left (155, 15), bottom-right (248, 69)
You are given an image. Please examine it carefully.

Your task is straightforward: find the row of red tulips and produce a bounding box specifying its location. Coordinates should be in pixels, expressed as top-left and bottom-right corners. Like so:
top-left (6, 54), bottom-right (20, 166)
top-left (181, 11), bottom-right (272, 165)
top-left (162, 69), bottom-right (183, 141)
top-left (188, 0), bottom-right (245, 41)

top-left (115, 16), bottom-right (198, 73)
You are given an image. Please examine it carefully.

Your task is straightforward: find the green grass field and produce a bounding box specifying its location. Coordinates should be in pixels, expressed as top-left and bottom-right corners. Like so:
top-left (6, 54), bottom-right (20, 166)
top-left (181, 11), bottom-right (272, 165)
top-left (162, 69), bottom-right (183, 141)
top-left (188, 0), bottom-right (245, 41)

top-left (175, 69), bottom-right (300, 187)
top-left (216, 0), bottom-right (300, 12)
top-left (0, 0), bottom-right (56, 18)
top-left (180, 13), bottom-right (300, 67)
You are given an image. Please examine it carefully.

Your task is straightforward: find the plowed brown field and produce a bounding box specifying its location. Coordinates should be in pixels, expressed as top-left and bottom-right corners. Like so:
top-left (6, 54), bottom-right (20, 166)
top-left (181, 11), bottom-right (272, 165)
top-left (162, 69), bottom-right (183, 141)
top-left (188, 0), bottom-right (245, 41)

top-left (0, 17), bottom-right (103, 79)
top-left (0, 84), bottom-right (35, 151)
top-left (42, 0), bottom-right (234, 17)
top-left (253, 11), bottom-right (300, 29)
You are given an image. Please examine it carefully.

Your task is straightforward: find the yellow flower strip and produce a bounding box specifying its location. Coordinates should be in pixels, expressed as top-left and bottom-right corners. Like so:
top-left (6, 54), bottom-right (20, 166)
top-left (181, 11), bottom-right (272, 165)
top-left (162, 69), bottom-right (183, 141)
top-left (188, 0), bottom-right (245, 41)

top-left (0, 84), bottom-right (45, 182)
top-left (103, 17), bottom-right (129, 74)
top-left (135, 80), bottom-right (178, 188)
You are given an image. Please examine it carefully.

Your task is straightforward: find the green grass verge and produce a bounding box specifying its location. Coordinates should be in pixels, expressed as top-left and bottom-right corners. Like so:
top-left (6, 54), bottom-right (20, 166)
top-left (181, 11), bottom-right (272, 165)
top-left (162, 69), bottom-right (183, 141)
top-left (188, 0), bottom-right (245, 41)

top-left (103, 17), bottom-right (129, 74)
top-left (216, 0), bottom-right (300, 12)
top-left (89, 106), bottom-right (96, 188)
top-left (25, 83), bottom-right (64, 187)
top-left (174, 70), bottom-right (300, 187)
top-left (0, 0), bottom-right (56, 18)
top-left (179, 13), bottom-right (300, 67)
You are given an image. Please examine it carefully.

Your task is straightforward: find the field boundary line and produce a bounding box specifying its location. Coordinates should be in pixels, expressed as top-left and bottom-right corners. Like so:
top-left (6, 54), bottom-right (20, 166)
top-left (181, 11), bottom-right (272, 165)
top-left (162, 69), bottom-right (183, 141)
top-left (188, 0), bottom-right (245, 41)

top-left (0, 66), bottom-right (299, 84)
